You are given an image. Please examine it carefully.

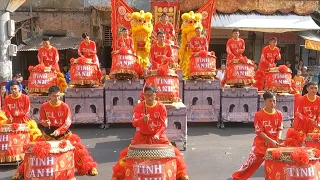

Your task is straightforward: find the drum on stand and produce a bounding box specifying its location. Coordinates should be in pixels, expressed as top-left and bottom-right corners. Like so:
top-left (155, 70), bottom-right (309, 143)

top-left (225, 58), bottom-right (255, 88)
top-left (70, 58), bottom-right (100, 87)
top-left (125, 144), bottom-right (177, 180)
top-left (265, 66), bottom-right (292, 93)
top-left (28, 66), bottom-right (57, 95)
top-left (189, 52), bottom-right (216, 80)
top-left (110, 52), bottom-right (141, 80)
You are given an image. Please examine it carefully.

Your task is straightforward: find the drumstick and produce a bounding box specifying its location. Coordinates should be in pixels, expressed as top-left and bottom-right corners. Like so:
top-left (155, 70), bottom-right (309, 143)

top-left (43, 108), bottom-right (51, 129)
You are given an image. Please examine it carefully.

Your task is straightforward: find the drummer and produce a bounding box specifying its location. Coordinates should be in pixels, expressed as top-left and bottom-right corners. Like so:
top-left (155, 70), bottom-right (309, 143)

top-left (78, 32), bottom-right (101, 69)
top-left (232, 91), bottom-right (283, 180)
top-left (292, 81), bottom-right (320, 136)
top-left (260, 37), bottom-right (281, 68)
top-left (2, 81), bottom-right (30, 124)
top-left (149, 31), bottom-right (173, 70)
top-left (116, 27), bottom-right (134, 53)
top-left (153, 13), bottom-right (176, 44)
top-left (112, 85), bottom-right (189, 180)
top-left (189, 27), bottom-right (208, 56)
top-left (38, 36), bottom-right (60, 71)
top-left (12, 85), bottom-right (98, 179)
top-left (226, 28), bottom-right (245, 64)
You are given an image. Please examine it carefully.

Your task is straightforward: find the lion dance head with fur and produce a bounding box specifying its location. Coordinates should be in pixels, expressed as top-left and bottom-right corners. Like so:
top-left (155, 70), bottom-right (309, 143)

top-left (131, 10), bottom-right (153, 69)
top-left (179, 11), bottom-right (203, 78)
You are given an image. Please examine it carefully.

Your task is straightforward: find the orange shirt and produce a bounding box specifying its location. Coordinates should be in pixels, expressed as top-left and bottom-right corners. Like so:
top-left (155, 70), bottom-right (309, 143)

top-left (150, 43), bottom-right (173, 70)
top-left (253, 108), bottom-right (283, 153)
top-left (39, 101), bottom-right (71, 135)
top-left (116, 37), bottom-right (134, 52)
top-left (189, 36), bottom-right (208, 52)
top-left (37, 46), bottom-right (59, 68)
top-left (293, 75), bottom-right (305, 92)
top-left (153, 22), bottom-right (175, 40)
top-left (132, 101), bottom-right (167, 137)
top-left (226, 38), bottom-right (245, 58)
top-left (260, 45), bottom-right (281, 64)
top-left (3, 94), bottom-right (30, 123)
top-left (78, 40), bottom-right (97, 58)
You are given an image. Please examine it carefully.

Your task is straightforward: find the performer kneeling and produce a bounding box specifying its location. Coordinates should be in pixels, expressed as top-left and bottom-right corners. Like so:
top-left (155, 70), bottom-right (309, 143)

top-left (232, 91), bottom-right (283, 180)
top-left (112, 85), bottom-right (189, 180)
top-left (12, 85), bottom-right (98, 179)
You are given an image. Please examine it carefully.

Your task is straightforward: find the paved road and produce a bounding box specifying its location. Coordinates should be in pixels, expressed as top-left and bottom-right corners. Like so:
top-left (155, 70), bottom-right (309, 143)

top-left (0, 122), bottom-right (291, 180)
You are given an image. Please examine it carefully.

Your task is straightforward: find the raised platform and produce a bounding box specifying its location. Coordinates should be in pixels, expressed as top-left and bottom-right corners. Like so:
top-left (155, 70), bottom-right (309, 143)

top-left (184, 80), bottom-right (221, 122)
top-left (65, 87), bottom-right (104, 124)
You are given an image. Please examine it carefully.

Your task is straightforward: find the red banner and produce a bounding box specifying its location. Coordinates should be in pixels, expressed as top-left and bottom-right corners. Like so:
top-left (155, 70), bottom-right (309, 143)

top-left (111, 0), bottom-right (134, 50)
top-left (196, 0), bottom-right (216, 43)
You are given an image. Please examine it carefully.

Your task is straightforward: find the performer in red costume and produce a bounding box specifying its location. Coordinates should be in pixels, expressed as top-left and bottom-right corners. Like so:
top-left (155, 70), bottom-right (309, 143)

top-left (2, 81), bottom-right (30, 124)
top-left (189, 27), bottom-right (208, 56)
top-left (153, 13), bottom-right (176, 44)
top-left (12, 85), bottom-right (98, 179)
top-left (38, 36), bottom-right (60, 71)
top-left (116, 27), bottom-right (134, 53)
top-left (292, 82), bottom-right (320, 135)
top-left (112, 85), bottom-right (189, 180)
top-left (78, 32), bottom-right (100, 69)
top-left (226, 28), bottom-right (245, 64)
top-left (150, 31), bottom-right (173, 70)
top-left (232, 91), bottom-right (283, 180)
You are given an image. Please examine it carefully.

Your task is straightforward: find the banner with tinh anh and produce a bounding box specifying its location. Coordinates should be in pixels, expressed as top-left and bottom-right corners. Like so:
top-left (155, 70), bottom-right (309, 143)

top-left (151, 0), bottom-right (182, 33)
top-left (111, 0), bottom-right (134, 51)
top-left (196, 0), bottom-right (216, 44)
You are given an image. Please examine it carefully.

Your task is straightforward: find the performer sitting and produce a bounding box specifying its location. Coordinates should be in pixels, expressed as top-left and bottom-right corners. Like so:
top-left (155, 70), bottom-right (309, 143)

top-left (116, 28), bottom-right (134, 53)
top-left (226, 28), bottom-right (245, 64)
top-left (150, 31), bottom-right (173, 70)
top-left (292, 82), bottom-right (320, 135)
top-left (232, 91), bottom-right (283, 180)
top-left (78, 32), bottom-right (100, 69)
top-left (189, 27), bottom-right (208, 56)
top-left (2, 81), bottom-right (30, 124)
top-left (38, 36), bottom-right (60, 71)
top-left (153, 13), bottom-right (176, 44)
top-left (112, 85), bottom-right (189, 180)
top-left (12, 85), bottom-right (98, 179)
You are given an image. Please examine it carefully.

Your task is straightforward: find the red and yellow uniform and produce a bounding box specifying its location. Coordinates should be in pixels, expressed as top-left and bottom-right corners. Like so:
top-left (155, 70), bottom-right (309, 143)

top-left (116, 37), bottom-right (134, 52)
top-left (3, 94), bottom-right (30, 124)
top-left (37, 46), bottom-right (60, 71)
top-left (226, 38), bottom-right (245, 62)
top-left (78, 40), bottom-right (100, 69)
top-left (150, 43), bottom-right (173, 70)
top-left (112, 100), bottom-right (188, 180)
top-left (232, 109), bottom-right (283, 180)
top-left (293, 75), bottom-right (305, 93)
top-left (293, 95), bottom-right (320, 135)
top-left (260, 45), bottom-right (281, 66)
top-left (153, 22), bottom-right (175, 41)
top-left (189, 36), bottom-right (208, 54)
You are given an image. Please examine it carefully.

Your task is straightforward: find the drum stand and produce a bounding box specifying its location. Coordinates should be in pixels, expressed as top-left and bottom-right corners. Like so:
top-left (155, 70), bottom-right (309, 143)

top-left (115, 73), bottom-right (136, 80)
top-left (0, 160), bottom-right (21, 167)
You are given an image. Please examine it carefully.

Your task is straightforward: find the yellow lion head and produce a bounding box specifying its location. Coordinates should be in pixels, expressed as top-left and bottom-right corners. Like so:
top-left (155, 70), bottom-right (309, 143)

top-left (181, 11), bottom-right (203, 34)
top-left (131, 10), bottom-right (153, 34)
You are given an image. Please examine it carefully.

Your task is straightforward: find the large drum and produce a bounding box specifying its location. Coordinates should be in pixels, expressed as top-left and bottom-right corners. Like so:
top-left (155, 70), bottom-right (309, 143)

top-left (189, 52), bottom-right (216, 79)
top-left (0, 124), bottom-right (30, 163)
top-left (125, 144), bottom-right (177, 180)
top-left (145, 69), bottom-right (181, 103)
top-left (265, 66), bottom-right (292, 93)
top-left (306, 133), bottom-right (320, 149)
top-left (70, 57), bottom-right (100, 86)
top-left (23, 140), bottom-right (75, 180)
top-left (265, 147), bottom-right (320, 180)
top-left (28, 66), bottom-right (57, 94)
top-left (225, 58), bottom-right (255, 87)
top-left (110, 52), bottom-right (142, 80)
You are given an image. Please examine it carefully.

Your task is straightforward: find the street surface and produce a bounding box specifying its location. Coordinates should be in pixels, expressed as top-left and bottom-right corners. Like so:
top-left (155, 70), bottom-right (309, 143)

top-left (0, 122), bottom-right (291, 180)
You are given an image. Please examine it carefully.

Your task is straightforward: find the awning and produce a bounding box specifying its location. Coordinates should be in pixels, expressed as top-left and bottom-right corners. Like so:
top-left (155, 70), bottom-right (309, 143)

top-left (294, 31), bottom-right (320, 51)
top-left (212, 12), bottom-right (320, 33)
top-left (10, 13), bottom-right (38, 23)
top-left (18, 36), bottom-right (82, 51)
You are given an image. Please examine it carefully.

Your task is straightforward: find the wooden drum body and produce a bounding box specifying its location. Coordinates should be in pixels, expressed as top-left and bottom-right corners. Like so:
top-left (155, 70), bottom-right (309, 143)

top-left (0, 124), bottom-right (30, 162)
top-left (23, 140), bottom-right (75, 180)
top-left (28, 67), bottom-right (57, 94)
top-left (125, 144), bottom-right (177, 180)
top-left (265, 66), bottom-right (292, 93)
top-left (70, 58), bottom-right (100, 86)
top-left (265, 147), bottom-right (320, 180)
top-left (189, 53), bottom-right (216, 79)
top-left (226, 59), bottom-right (255, 87)
top-left (110, 52), bottom-right (142, 80)
top-left (145, 69), bottom-right (181, 103)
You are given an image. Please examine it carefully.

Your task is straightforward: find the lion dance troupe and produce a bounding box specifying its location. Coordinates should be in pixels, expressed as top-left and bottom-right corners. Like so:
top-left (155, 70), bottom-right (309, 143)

top-left (0, 0), bottom-right (320, 180)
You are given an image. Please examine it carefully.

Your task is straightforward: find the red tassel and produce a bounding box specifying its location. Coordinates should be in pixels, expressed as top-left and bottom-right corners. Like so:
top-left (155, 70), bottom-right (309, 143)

top-left (278, 65), bottom-right (289, 73)
top-left (285, 128), bottom-right (304, 147)
top-left (271, 150), bottom-right (281, 159)
top-left (258, 60), bottom-right (270, 70)
top-left (119, 47), bottom-right (128, 55)
top-left (291, 148), bottom-right (309, 166)
top-left (173, 146), bottom-right (188, 178)
top-left (32, 141), bottom-right (51, 159)
top-left (199, 50), bottom-right (207, 58)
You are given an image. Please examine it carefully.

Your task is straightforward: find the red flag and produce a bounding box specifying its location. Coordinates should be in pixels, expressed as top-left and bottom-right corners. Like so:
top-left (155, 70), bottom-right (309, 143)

top-left (111, 0), bottom-right (134, 50)
top-left (196, 0), bottom-right (216, 44)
